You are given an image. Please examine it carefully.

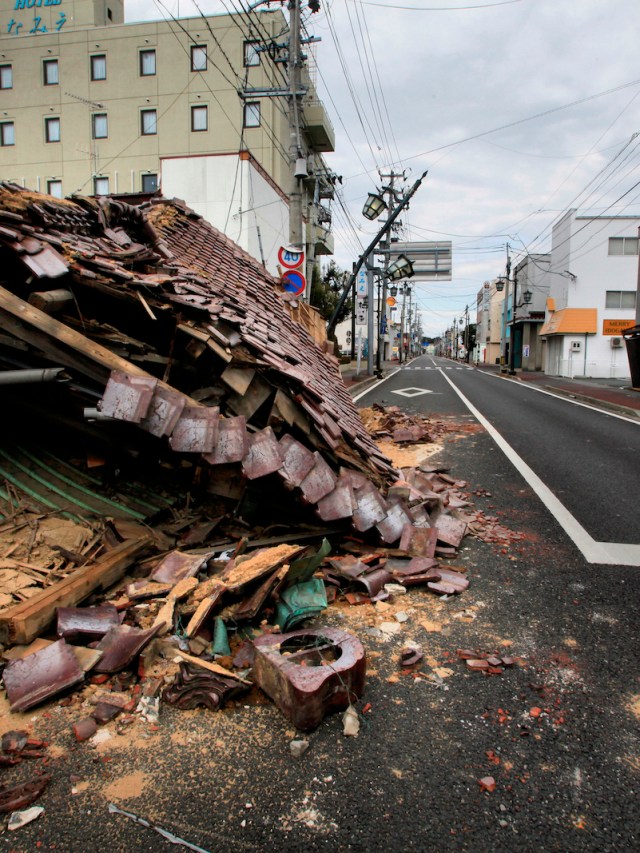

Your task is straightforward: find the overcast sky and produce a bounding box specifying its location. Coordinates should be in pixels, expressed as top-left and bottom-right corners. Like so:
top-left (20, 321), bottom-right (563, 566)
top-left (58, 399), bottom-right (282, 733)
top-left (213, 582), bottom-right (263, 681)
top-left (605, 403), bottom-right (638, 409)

top-left (127, 0), bottom-right (640, 338)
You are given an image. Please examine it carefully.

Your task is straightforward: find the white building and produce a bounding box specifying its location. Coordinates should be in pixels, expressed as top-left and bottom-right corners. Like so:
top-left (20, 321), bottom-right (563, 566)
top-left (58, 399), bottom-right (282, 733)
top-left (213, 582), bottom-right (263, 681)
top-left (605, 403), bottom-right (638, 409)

top-left (540, 210), bottom-right (639, 378)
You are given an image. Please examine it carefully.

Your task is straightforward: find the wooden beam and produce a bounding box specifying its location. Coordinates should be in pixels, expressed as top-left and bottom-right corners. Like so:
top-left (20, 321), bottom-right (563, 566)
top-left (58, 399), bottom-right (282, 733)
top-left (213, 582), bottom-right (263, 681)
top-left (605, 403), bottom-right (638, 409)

top-left (0, 536), bottom-right (151, 645)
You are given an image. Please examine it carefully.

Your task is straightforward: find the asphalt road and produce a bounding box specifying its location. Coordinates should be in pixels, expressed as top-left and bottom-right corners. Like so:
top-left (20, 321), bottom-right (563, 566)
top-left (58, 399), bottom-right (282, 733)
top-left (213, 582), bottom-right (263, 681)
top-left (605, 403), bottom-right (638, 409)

top-left (360, 355), bottom-right (640, 553)
top-left (3, 359), bottom-right (639, 852)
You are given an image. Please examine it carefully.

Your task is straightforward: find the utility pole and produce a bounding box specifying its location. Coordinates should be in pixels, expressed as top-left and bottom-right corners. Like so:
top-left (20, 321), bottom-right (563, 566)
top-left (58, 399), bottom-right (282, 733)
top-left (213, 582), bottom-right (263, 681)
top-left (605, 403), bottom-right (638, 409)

top-left (288, 0), bottom-right (303, 253)
top-left (375, 170), bottom-right (403, 376)
top-left (327, 170), bottom-right (427, 341)
top-left (500, 243), bottom-right (511, 372)
top-left (508, 271), bottom-right (518, 375)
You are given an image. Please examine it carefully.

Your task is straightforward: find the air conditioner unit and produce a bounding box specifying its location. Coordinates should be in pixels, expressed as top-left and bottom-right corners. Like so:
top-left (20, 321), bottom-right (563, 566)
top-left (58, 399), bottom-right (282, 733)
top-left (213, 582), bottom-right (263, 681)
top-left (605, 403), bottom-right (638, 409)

top-left (570, 340), bottom-right (581, 351)
top-left (611, 337), bottom-right (623, 348)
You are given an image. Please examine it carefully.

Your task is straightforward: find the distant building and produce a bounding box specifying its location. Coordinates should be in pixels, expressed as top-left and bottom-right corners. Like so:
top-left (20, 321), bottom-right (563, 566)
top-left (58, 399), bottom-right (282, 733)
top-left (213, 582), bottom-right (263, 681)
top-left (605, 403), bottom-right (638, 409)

top-left (474, 279), bottom-right (504, 365)
top-left (0, 0), bottom-right (335, 278)
top-left (540, 210), bottom-right (639, 378)
top-left (512, 253), bottom-right (550, 371)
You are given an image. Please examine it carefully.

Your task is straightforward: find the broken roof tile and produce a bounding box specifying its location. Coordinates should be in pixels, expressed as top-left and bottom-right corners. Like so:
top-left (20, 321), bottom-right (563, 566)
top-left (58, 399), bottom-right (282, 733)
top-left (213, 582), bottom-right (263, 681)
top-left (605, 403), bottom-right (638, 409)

top-left (99, 370), bottom-right (157, 422)
top-left (299, 453), bottom-right (338, 505)
top-left (278, 434), bottom-right (317, 488)
top-left (241, 426), bottom-right (283, 479)
top-left (3, 639), bottom-right (85, 712)
top-left (202, 415), bottom-right (248, 465)
top-left (169, 405), bottom-right (219, 453)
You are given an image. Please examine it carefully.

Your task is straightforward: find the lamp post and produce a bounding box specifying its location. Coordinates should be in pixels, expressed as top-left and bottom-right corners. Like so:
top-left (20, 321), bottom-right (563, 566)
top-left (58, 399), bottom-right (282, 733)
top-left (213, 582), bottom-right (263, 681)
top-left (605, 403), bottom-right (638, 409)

top-left (326, 170), bottom-right (428, 375)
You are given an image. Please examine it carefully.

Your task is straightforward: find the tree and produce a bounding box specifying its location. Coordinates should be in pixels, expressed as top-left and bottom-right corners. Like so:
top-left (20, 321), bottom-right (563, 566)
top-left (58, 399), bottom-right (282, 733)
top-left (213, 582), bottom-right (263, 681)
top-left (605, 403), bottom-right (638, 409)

top-left (309, 261), bottom-right (352, 330)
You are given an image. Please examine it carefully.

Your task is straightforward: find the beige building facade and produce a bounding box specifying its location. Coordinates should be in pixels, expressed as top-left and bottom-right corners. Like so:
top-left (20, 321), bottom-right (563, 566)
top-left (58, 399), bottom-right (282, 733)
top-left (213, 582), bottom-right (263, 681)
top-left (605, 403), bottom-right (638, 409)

top-left (0, 0), bottom-right (335, 276)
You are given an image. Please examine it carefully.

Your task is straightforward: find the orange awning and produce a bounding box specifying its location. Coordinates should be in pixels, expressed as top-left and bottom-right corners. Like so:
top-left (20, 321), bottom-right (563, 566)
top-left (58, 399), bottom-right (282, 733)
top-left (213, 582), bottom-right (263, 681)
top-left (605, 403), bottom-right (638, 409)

top-left (539, 308), bottom-right (597, 337)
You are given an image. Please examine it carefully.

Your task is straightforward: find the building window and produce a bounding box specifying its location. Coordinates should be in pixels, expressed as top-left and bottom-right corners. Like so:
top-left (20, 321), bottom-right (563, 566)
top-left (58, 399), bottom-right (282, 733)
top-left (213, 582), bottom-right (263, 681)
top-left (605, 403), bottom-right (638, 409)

top-left (94, 176), bottom-right (109, 196)
top-left (43, 59), bottom-right (59, 85)
top-left (0, 64), bottom-right (12, 89)
top-left (243, 102), bottom-right (260, 128)
top-left (140, 49), bottom-right (156, 76)
top-left (608, 236), bottom-right (639, 255)
top-left (47, 180), bottom-right (63, 198)
top-left (605, 290), bottom-right (637, 310)
top-left (244, 41), bottom-right (260, 67)
top-left (45, 116), bottom-right (60, 143)
top-left (92, 113), bottom-right (108, 139)
top-left (191, 105), bottom-right (208, 132)
top-left (140, 109), bottom-right (157, 135)
top-left (141, 173), bottom-right (158, 193)
top-left (191, 45), bottom-right (207, 72)
top-left (90, 54), bottom-right (107, 81)
top-left (0, 122), bottom-right (15, 146)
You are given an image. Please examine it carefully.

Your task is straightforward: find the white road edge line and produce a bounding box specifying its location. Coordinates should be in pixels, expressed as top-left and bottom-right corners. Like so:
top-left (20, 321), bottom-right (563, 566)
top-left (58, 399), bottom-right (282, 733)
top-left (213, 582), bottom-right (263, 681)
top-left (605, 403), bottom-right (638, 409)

top-left (484, 371), bottom-right (639, 425)
top-left (352, 368), bottom-right (400, 403)
top-left (440, 369), bottom-right (640, 567)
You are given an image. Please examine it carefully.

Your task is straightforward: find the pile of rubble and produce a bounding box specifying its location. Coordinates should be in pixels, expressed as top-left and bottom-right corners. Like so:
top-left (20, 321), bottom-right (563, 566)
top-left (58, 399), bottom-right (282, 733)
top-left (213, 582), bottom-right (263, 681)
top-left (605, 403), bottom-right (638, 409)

top-left (0, 185), bottom-right (522, 823)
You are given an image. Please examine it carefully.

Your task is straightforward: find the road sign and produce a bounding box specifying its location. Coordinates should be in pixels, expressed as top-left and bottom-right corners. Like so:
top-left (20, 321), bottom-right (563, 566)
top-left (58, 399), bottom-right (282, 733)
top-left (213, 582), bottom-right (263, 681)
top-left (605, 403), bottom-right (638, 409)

top-left (281, 269), bottom-right (306, 296)
top-left (386, 296), bottom-right (396, 307)
top-left (278, 246), bottom-right (305, 269)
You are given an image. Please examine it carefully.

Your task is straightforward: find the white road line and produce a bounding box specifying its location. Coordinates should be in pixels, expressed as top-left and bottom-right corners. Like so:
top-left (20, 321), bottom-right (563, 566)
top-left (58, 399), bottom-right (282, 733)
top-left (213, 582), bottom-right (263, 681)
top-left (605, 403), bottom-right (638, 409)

top-left (484, 371), bottom-right (640, 425)
top-left (440, 369), bottom-right (640, 567)
top-left (352, 368), bottom-right (400, 403)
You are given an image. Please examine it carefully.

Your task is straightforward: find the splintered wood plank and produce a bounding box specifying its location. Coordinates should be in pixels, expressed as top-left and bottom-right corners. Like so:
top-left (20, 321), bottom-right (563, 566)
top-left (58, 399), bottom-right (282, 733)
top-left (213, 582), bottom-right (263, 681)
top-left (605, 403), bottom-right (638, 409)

top-left (221, 365), bottom-right (255, 396)
top-left (176, 650), bottom-right (251, 684)
top-left (0, 537), bottom-right (151, 645)
top-left (226, 373), bottom-right (272, 420)
top-left (220, 544), bottom-right (304, 592)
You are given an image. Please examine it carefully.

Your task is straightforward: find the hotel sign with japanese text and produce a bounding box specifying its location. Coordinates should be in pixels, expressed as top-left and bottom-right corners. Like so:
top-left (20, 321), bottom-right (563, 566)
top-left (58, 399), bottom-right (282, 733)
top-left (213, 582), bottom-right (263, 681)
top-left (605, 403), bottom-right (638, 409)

top-left (5, 0), bottom-right (66, 36)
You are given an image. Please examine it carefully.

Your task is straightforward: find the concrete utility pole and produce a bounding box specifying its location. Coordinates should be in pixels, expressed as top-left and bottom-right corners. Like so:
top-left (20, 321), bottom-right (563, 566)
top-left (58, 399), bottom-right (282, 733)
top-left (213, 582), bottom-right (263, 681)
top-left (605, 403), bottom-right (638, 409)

top-left (327, 170), bottom-right (427, 341)
top-left (287, 0), bottom-right (303, 252)
top-left (375, 171), bottom-right (401, 376)
top-left (500, 243), bottom-right (511, 371)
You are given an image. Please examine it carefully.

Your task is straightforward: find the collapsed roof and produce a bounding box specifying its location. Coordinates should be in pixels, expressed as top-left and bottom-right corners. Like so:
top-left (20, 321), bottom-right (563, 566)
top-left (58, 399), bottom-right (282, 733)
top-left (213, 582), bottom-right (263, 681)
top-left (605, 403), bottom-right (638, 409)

top-left (0, 183), bottom-right (401, 536)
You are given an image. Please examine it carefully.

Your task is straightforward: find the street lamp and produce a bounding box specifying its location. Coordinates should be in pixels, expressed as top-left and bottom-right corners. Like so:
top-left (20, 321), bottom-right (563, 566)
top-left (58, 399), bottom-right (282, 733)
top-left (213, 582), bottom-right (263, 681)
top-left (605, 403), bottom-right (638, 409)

top-left (362, 192), bottom-right (387, 221)
top-left (387, 253), bottom-right (414, 281)
top-left (523, 288), bottom-right (533, 304)
top-left (496, 277), bottom-right (505, 292)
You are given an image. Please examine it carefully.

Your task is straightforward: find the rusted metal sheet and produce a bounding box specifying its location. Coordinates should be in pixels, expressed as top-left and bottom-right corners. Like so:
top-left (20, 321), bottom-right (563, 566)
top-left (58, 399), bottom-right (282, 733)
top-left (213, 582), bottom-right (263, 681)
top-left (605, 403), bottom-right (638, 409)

top-left (99, 370), bottom-right (157, 422)
top-left (299, 452), bottom-right (337, 504)
top-left (140, 387), bottom-right (186, 437)
top-left (252, 628), bottom-right (366, 732)
top-left (241, 426), bottom-right (283, 480)
top-left (169, 405), bottom-right (219, 453)
top-left (3, 639), bottom-right (85, 712)
top-left (278, 434), bottom-right (317, 488)
top-left (203, 415), bottom-right (248, 465)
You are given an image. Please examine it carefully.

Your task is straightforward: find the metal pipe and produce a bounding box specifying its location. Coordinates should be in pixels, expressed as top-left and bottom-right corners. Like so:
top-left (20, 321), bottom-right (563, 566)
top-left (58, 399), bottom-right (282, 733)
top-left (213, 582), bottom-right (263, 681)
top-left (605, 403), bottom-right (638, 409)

top-left (0, 367), bottom-right (67, 386)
